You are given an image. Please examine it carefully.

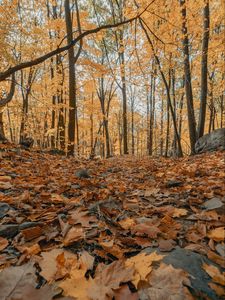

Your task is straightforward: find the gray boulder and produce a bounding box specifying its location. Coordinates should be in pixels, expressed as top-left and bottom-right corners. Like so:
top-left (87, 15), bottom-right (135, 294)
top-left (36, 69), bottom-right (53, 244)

top-left (195, 128), bottom-right (225, 153)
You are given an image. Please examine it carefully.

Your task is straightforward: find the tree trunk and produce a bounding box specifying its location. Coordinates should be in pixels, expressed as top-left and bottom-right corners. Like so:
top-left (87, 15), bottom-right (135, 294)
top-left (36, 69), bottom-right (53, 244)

top-left (197, 0), bottom-right (210, 138)
top-left (119, 37), bottom-right (128, 155)
top-left (65, 0), bottom-right (76, 156)
top-left (149, 68), bottom-right (156, 155)
top-left (180, 0), bottom-right (197, 154)
top-left (140, 19), bottom-right (183, 157)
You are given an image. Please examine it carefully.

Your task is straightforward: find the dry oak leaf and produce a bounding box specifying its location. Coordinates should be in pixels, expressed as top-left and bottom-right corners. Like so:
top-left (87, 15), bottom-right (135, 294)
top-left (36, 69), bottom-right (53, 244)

top-left (88, 260), bottom-right (134, 300)
top-left (0, 262), bottom-right (74, 300)
top-left (208, 282), bottom-right (225, 297)
top-left (125, 252), bottom-right (164, 288)
top-left (0, 181), bottom-right (12, 190)
top-left (172, 208), bottom-right (188, 218)
top-left (203, 263), bottom-right (225, 286)
top-left (60, 260), bottom-right (134, 300)
top-left (139, 263), bottom-right (194, 300)
top-left (158, 239), bottom-right (176, 252)
top-left (207, 250), bottom-right (225, 268)
top-left (68, 208), bottom-right (97, 228)
top-left (79, 251), bottom-right (95, 271)
top-left (0, 176), bottom-right (12, 182)
top-left (40, 249), bottom-right (77, 283)
top-left (118, 218), bottom-right (136, 230)
top-left (63, 226), bottom-right (84, 246)
top-left (207, 227), bottom-right (225, 242)
top-left (114, 284), bottom-right (139, 300)
top-left (132, 223), bottom-right (161, 239)
top-left (0, 237), bottom-right (8, 251)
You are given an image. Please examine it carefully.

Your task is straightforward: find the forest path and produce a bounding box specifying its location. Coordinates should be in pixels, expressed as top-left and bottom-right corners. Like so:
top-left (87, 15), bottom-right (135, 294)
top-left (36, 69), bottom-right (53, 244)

top-left (0, 146), bottom-right (224, 299)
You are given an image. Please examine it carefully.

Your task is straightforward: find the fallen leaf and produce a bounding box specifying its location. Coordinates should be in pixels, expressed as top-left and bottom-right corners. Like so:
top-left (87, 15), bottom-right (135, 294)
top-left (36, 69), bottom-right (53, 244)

top-left (139, 263), bottom-right (193, 300)
top-left (203, 198), bottom-right (223, 211)
top-left (0, 181), bottom-right (12, 190)
top-left (89, 260), bottom-right (134, 300)
top-left (0, 237), bottom-right (8, 251)
top-left (132, 223), bottom-right (160, 239)
top-left (158, 239), bottom-right (176, 252)
top-left (114, 284), bottom-right (139, 300)
top-left (40, 249), bottom-right (77, 283)
top-left (125, 252), bottom-right (164, 287)
top-left (63, 226), bottom-right (84, 246)
top-left (208, 282), bottom-right (225, 297)
top-left (68, 208), bottom-right (97, 227)
top-left (203, 263), bottom-right (225, 286)
top-left (0, 262), bottom-right (74, 300)
top-left (207, 250), bottom-right (225, 268)
top-left (207, 227), bottom-right (224, 242)
top-left (118, 218), bottom-right (136, 230)
top-left (172, 208), bottom-right (188, 218)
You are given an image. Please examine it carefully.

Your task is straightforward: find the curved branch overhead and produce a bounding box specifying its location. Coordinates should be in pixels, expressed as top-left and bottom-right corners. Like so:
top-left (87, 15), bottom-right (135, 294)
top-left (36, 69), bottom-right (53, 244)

top-left (0, 4), bottom-right (152, 82)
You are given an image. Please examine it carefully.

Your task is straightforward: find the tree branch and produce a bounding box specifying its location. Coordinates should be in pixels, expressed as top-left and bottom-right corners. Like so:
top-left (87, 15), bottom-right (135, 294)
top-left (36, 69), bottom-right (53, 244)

top-left (0, 5), bottom-right (150, 82)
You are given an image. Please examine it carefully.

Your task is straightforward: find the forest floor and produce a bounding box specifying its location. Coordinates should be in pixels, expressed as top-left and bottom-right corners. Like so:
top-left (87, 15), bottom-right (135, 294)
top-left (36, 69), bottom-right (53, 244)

top-left (0, 145), bottom-right (224, 300)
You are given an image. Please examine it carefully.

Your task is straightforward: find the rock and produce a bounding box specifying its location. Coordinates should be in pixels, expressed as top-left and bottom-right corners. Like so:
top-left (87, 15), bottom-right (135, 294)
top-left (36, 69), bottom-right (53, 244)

top-left (48, 149), bottom-right (65, 155)
top-left (0, 203), bottom-right (11, 219)
top-left (0, 222), bottom-right (44, 238)
top-left (75, 169), bottom-right (90, 179)
top-left (18, 221), bottom-right (44, 230)
top-left (0, 224), bottom-right (19, 238)
top-left (20, 137), bottom-right (34, 149)
top-left (202, 198), bottom-right (224, 211)
top-left (143, 247), bottom-right (219, 300)
top-left (166, 180), bottom-right (183, 188)
top-left (195, 128), bottom-right (225, 153)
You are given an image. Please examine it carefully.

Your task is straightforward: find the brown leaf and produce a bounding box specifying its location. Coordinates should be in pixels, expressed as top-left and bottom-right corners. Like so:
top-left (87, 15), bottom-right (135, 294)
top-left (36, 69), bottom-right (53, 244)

top-left (88, 260), bottom-right (134, 300)
top-left (158, 239), bottom-right (176, 252)
top-left (139, 263), bottom-right (194, 300)
top-left (207, 227), bottom-right (225, 242)
top-left (21, 226), bottom-right (43, 241)
top-left (40, 249), bottom-right (77, 283)
top-left (0, 237), bottom-right (8, 251)
top-left (208, 282), bottom-right (225, 297)
top-left (203, 263), bottom-right (225, 286)
top-left (0, 262), bottom-right (74, 300)
top-left (132, 223), bottom-right (160, 239)
top-left (68, 208), bottom-right (97, 227)
top-left (114, 285), bottom-right (139, 300)
top-left (63, 226), bottom-right (84, 246)
top-left (125, 252), bottom-right (164, 287)
top-left (207, 250), bottom-right (225, 268)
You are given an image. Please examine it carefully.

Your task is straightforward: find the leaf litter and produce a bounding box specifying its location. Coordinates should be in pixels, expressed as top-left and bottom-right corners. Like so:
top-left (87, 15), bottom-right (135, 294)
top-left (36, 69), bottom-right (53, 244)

top-left (0, 145), bottom-right (224, 299)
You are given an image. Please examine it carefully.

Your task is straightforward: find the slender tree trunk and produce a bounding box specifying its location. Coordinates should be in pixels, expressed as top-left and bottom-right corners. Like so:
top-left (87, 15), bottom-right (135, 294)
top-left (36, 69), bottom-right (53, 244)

top-left (172, 68), bottom-right (177, 154)
top-left (149, 68), bottom-right (156, 155)
top-left (119, 38), bottom-right (128, 154)
top-left (0, 113), bottom-right (6, 141)
top-left (160, 89), bottom-right (164, 156)
top-left (90, 93), bottom-right (94, 152)
top-left (65, 0), bottom-right (76, 156)
top-left (165, 68), bottom-right (171, 157)
top-left (20, 69), bottom-right (34, 143)
top-left (179, 0), bottom-right (197, 153)
top-left (140, 19), bottom-right (183, 157)
top-left (197, 0), bottom-right (210, 138)
top-left (131, 98), bottom-right (135, 155)
top-left (220, 94), bottom-right (224, 128)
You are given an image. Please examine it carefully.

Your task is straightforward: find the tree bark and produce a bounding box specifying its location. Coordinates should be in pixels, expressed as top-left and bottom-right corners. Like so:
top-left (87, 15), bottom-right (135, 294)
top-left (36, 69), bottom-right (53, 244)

top-left (179, 0), bottom-right (197, 154)
top-left (65, 0), bottom-right (76, 156)
top-left (197, 0), bottom-right (210, 138)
